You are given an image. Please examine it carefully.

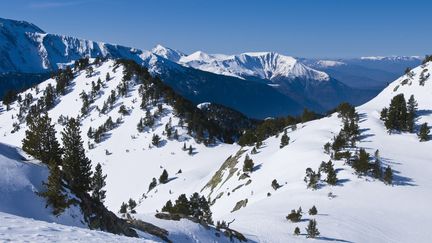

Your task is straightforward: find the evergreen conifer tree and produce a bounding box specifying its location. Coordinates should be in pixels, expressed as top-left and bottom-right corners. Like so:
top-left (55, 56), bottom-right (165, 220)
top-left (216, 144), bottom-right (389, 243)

top-left (119, 202), bottom-right (127, 214)
top-left (371, 158), bottom-right (383, 179)
top-left (406, 95), bottom-right (418, 132)
top-left (91, 163), bottom-right (107, 203)
top-left (40, 159), bottom-right (68, 216)
top-left (294, 226), bottom-right (300, 236)
top-left (383, 166), bottom-right (393, 185)
top-left (385, 94), bottom-right (408, 132)
top-left (22, 112), bottom-right (62, 165)
top-left (280, 130), bottom-right (290, 148)
top-left (152, 134), bottom-right (161, 146)
top-left (148, 178), bottom-right (157, 191)
top-left (418, 122), bottom-right (430, 141)
top-left (243, 155), bottom-right (254, 173)
top-left (159, 169), bottom-right (168, 184)
top-left (306, 219), bottom-right (320, 238)
top-left (353, 148), bottom-right (370, 175)
top-left (128, 198), bottom-right (137, 214)
top-left (61, 118), bottom-right (93, 194)
top-left (308, 206), bottom-right (318, 215)
top-left (326, 161), bottom-right (338, 185)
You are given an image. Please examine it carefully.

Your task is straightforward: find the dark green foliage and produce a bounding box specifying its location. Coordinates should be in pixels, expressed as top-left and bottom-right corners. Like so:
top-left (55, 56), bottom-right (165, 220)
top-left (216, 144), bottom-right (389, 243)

top-left (152, 134), bottom-right (161, 146)
top-left (148, 178), bottom-right (157, 191)
top-left (304, 168), bottom-right (320, 189)
top-left (119, 202), bottom-right (127, 214)
top-left (2, 89), bottom-right (17, 110)
top-left (22, 112), bottom-right (62, 165)
top-left (116, 59), bottom-right (255, 144)
top-left (80, 90), bottom-right (90, 115)
top-left (118, 105), bottom-right (129, 116)
top-left (243, 155), bottom-right (254, 173)
top-left (39, 160), bottom-right (68, 216)
top-left (384, 94), bottom-right (408, 132)
top-left (92, 163), bottom-right (107, 203)
top-left (161, 200), bottom-right (173, 213)
top-left (159, 169), bottom-right (168, 184)
top-left (325, 161), bottom-right (338, 185)
top-left (286, 208), bottom-right (302, 222)
top-left (308, 205), bottom-right (318, 215)
top-left (74, 57), bottom-right (89, 71)
top-left (43, 83), bottom-right (56, 110)
top-left (302, 108), bottom-right (317, 123)
top-left (271, 179), bottom-right (281, 190)
top-left (383, 166), bottom-right (393, 185)
top-left (380, 107), bottom-right (388, 121)
top-left (418, 122), bottom-right (430, 142)
top-left (61, 118), bottom-right (93, 194)
top-left (172, 194), bottom-right (190, 215)
top-left (162, 193), bottom-right (213, 224)
top-left (323, 142), bottom-right (331, 154)
top-left (106, 72), bottom-right (111, 81)
top-left (306, 219), bottom-right (320, 238)
top-left (406, 95), bottom-right (418, 132)
top-left (294, 226), bottom-right (300, 235)
top-left (188, 145), bottom-right (193, 155)
top-left (352, 148), bottom-right (370, 175)
top-left (128, 198), bottom-right (137, 214)
top-left (371, 158), bottom-right (383, 179)
top-left (54, 66), bottom-right (73, 95)
top-left (280, 130), bottom-right (290, 148)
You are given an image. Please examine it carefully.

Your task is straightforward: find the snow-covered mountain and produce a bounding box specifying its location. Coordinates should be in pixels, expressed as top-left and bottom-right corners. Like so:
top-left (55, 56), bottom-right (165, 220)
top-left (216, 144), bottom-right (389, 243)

top-left (175, 50), bottom-right (330, 82)
top-left (0, 54), bottom-right (431, 242)
top-left (303, 56), bottom-right (422, 89)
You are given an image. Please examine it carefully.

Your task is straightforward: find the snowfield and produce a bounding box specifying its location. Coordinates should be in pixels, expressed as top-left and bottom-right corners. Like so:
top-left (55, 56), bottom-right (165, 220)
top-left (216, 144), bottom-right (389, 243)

top-left (0, 59), bottom-right (431, 242)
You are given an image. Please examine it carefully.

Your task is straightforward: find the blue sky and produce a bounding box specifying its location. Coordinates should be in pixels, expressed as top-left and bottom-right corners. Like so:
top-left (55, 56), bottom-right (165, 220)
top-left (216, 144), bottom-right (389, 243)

top-left (0, 0), bottom-right (430, 58)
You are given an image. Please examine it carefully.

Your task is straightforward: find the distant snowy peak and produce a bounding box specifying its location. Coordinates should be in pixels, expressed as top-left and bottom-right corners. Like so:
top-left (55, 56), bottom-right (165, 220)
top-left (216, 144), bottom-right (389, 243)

top-left (151, 44), bottom-right (185, 62)
top-left (0, 17), bottom-right (169, 74)
top-left (177, 51), bottom-right (330, 82)
top-left (360, 56), bottom-right (422, 61)
top-left (0, 17), bottom-right (45, 34)
top-left (315, 60), bottom-right (346, 68)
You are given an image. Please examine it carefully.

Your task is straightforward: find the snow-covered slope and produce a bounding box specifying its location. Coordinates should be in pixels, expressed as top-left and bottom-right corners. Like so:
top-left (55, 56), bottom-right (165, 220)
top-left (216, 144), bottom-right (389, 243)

top-left (0, 211), bottom-right (155, 243)
top-left (174, 49), bottom-right (330, 82)
top-left (1, 28), bottom-right (431, 241)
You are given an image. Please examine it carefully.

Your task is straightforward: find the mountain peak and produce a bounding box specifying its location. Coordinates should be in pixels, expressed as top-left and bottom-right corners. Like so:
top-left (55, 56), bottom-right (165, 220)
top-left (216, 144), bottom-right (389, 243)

top-left (151, 44), bottom-right (185, 62)
top-left (0, 17), bottom-right (45, 34)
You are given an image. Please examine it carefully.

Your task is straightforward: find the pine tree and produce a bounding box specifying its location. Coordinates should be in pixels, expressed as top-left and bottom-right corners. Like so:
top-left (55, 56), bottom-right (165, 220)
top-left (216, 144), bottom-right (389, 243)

top-left (188, 145), bottom-right (193, 155)
top-left (308, 205), bottom-right (318, 215)
top-left (91, 163), bottom-right (107, 203)
top-left (106, 72), bottom-right (110, 81)
top-left (406, 95), bottom-right (418, 132)
top-left (383, 166), bottom-right (393, 185)
top-left (39, 159), bottom-right (68, 216)
top-left (22, 112), bottom-right (62, 165)
top-left (44, 84), bottom-right (56, 110)
top-left (172, 194), bottom-right (190, 215)
top-left (371, 158), bottom-right (383, 179)
top-left (159, 169), bottom-right (168, 184)
top-left (119, 202), bottom-right (128, 214)
top-left (306, 219), bottom-right (320, 238)
top-left (353, 148), bottom-right (369, 175)
top-left (280, 130), bottom-right (290, 148)
top-left (128, 198), bottom-right (137, 213)
top-left (286, 208), bottom-right (302, 222)
top-left (243, 155), bottom-right (254, 173)
top-left (161, 200), bottom-right (173, 213)
top-left (62, 117), bottom-right (93, 194)
top-left (326, 161), bottom-right (338, 185)
top-left (385, 94), bottom-right (408, 132)
top-left (271, 179), bottom-right (280, 190)
top-left (418, 122), bottom-right (430, 142)
top-left (294, 226), bottom-right (300, 236)
top-left (148, 178), bottom-right (157, 191)
top-left (152, 134), bottom-right (161, 146)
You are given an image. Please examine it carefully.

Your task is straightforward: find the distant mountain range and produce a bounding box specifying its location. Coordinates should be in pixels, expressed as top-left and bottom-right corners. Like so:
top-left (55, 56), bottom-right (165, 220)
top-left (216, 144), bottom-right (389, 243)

top-left (0, 17), bottom-right (423, 118)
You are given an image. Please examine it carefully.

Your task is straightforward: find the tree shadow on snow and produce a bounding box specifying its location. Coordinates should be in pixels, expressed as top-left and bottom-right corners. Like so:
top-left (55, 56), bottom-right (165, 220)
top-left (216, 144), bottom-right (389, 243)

top-left (357, 128), bottom-right (375, 142)
top-left (316, 236), bottom-right (354, 243)
top-left (252, 164), bottom-right (262, 172)
top-left (381, 157), bottom-right (416, 186)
